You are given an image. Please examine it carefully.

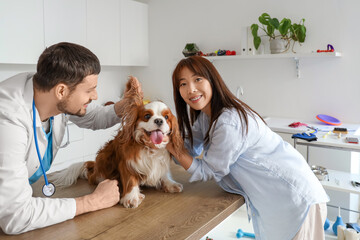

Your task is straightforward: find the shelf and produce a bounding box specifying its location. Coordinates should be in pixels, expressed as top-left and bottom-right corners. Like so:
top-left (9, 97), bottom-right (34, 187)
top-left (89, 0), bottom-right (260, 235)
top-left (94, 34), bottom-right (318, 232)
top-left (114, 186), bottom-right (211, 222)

top-left (204, 52), bottom-right (341, 61)
top-left (295, 137), bottom-right (360, 152)
top-left (321, 169), bottom-right (360, 195)
top-left (204, 52), bottom-right (342, 79)
top-left (265, 117), bottom-right (360, 196)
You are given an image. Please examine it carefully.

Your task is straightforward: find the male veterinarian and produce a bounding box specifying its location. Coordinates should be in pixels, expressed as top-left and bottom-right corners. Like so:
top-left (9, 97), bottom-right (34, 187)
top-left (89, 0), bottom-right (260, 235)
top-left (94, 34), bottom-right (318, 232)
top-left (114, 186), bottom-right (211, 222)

top-left (0, 42), bottom-right (142, 234)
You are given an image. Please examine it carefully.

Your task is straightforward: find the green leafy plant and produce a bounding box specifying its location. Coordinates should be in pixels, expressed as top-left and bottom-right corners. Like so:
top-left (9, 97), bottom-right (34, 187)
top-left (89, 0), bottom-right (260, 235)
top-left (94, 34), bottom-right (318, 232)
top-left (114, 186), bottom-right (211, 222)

top-left (182, 43), bottom-right (200, 57)
top-left (251, 13), bottom-right (306, 53)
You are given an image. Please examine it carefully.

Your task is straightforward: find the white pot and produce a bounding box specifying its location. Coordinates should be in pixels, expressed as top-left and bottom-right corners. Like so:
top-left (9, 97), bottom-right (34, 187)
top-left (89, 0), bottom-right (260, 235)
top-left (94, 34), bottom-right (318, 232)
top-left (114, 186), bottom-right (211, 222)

top-left (269, 38), bottom-right (287, 54)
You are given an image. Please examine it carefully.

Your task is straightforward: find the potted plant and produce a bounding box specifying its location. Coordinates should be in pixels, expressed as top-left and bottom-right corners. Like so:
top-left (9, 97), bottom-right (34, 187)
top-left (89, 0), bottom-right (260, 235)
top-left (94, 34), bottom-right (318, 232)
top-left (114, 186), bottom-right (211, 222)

top-left (182, 43), bottom-right (200, 57)
top-left (251, 13), bottom-right (306, 53)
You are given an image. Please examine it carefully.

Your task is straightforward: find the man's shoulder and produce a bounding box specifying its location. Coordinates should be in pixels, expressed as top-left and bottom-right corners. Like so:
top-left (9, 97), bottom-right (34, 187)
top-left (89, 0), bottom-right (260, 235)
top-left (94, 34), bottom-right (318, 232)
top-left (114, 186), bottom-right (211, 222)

top-left (0, 72), bottom-right (34, 118)
top-left (0, 72), bottom-right (34, 87)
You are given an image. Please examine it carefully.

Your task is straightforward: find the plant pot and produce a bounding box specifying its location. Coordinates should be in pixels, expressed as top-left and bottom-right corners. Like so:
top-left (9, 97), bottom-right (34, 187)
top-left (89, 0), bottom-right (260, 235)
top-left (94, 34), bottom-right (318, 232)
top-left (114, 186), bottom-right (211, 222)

top-left (269, 39), bottom-right (288, 54)
top-left (182, 43), bottom-right (200, 57)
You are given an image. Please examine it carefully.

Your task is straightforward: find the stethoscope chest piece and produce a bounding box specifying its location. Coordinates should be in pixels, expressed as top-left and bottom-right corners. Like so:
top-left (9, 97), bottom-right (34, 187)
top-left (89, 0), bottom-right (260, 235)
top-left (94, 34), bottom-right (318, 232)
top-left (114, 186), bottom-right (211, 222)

top-left (42, 183), bottom-right (56, 197)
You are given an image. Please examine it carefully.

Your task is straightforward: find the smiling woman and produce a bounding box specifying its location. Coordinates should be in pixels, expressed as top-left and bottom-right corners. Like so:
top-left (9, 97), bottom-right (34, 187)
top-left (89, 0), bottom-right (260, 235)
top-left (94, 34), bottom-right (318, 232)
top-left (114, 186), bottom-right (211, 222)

top-left (178, 67), bottom-right (213, 117)
top-left (168, 56), bottom-right (329, 240)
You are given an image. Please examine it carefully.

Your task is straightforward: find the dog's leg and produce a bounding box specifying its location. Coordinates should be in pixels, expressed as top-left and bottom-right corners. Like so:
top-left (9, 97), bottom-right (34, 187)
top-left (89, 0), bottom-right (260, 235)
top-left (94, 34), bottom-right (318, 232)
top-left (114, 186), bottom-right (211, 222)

top-left (120, 175), bottom-right (145, 208)
top-left (85, 161), bottom-right (105, 185)
top-left (160, 172), bottom-right (183, 193)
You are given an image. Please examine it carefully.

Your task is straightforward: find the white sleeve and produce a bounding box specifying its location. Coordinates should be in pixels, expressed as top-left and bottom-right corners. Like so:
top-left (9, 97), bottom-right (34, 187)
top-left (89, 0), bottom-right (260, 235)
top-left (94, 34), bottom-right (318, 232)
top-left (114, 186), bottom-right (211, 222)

top-left (69, 102), bottom-right (120, 130)
top-left (0, 118), bottom-right (76, 235)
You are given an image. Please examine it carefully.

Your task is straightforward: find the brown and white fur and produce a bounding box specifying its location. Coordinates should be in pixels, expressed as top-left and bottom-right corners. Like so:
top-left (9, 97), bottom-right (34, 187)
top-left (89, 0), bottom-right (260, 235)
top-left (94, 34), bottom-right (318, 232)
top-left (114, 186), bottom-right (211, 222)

top-left (51, 78), bottom-right (183, 208)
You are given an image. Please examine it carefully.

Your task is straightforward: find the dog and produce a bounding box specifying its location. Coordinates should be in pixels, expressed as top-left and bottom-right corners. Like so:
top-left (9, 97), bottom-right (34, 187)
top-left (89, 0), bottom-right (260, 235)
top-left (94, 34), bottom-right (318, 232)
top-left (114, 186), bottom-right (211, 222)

top-left (52, 77), bottom-right (183, 208)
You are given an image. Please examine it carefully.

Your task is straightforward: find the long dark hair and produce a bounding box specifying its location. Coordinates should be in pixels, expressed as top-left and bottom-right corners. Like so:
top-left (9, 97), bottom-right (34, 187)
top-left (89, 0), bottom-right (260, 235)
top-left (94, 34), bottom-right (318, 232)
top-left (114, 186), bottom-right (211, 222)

top-left (33, 42), bottom-right (101, 92)
top-left (172, 56), bottom-right (264, 146)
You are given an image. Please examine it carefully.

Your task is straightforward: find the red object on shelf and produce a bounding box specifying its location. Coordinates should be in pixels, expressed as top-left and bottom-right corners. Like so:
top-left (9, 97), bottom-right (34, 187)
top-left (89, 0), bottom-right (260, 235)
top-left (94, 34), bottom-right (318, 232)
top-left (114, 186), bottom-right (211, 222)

top-left (289, 122), bottom-right (308, 128)
top-left (317, 44), bottom-right (335, 53)
top-left (317, 49), bottom-right (334, 53)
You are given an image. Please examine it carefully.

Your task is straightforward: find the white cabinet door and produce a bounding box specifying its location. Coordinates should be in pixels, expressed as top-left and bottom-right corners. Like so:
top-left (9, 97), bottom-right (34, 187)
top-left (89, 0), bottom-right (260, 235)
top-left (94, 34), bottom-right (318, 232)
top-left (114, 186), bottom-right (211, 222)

top-left (44, 0), bottom-right (87, 47)
top-left (119, 0), bottom-right (149, 66)
top-left (86, 0), bottom-right (121, 65)
top-left (0, 0), bottom-right (44, 64)
top-left (87, 0), bottom-right (149, 66)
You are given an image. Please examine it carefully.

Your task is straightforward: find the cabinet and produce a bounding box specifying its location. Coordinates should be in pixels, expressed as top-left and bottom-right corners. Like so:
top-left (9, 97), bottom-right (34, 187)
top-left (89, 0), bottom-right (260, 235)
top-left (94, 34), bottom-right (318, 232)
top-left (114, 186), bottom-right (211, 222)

top-left (0, 0), bottom-right (44, 64)
top-left (44, 0), bottom-right (87, 47)
top-left (87, 0), bottom-right (149, 66)
top-left (0, 0), bottom-right (148, 66)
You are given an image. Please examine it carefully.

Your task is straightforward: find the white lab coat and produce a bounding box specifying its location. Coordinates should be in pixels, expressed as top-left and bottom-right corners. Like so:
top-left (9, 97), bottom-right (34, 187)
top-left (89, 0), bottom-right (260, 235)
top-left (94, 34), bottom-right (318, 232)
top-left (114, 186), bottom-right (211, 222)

top-left (0, 73), bottom-right (120, 234)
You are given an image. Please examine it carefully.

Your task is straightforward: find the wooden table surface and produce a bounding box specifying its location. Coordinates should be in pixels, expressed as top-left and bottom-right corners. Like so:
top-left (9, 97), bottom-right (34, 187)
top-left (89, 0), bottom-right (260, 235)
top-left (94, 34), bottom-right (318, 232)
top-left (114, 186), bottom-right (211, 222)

top-left (0, 163), bottom-right (244, 240)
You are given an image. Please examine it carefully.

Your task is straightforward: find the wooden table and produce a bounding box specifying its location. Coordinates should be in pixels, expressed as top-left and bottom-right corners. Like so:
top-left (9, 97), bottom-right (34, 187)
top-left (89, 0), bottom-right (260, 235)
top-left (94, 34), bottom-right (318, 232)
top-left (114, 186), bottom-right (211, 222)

top-left (0, 163), bottom-right (244, 240)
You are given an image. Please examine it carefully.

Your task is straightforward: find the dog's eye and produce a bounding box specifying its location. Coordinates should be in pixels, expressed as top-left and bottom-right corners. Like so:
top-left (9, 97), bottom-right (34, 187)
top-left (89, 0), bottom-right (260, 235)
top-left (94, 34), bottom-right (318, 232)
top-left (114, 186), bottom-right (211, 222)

top-left (164, 115), bottom-right (169, 120)
top-left (144, 114), bottom-right (151, 120)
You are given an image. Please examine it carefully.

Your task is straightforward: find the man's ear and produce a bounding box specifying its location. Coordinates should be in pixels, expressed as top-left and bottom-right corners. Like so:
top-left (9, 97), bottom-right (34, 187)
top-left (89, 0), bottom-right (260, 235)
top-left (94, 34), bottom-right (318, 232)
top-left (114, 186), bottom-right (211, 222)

top-left (54, 83), bottom-right (69, 100)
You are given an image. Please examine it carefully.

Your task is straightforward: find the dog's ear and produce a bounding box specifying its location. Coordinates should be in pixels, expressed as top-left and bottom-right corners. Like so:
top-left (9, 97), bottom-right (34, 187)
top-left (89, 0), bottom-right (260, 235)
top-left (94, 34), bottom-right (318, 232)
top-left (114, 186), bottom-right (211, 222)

top-left (115, 76), bottom-right (143, 118)
top-left (124, 76), bottom-right (143, 107)
top-left (116, 77), bottom-right (144, 144)
top-left (116, 100), bottom-right (142, 145)
top-left (169, 113), bottom-right (184, 157)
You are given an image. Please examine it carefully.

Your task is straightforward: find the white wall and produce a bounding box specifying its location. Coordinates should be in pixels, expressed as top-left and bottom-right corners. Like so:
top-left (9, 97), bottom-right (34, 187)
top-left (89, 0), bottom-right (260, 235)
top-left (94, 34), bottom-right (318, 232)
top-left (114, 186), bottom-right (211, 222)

top-left (134, 0), bottom-right (360, 124)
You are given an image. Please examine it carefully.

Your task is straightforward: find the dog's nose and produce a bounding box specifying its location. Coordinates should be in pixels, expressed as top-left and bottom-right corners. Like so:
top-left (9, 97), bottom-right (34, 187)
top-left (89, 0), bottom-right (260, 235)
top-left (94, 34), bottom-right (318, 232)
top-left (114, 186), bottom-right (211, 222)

top-left (154, 118), bottom-right (163, 126)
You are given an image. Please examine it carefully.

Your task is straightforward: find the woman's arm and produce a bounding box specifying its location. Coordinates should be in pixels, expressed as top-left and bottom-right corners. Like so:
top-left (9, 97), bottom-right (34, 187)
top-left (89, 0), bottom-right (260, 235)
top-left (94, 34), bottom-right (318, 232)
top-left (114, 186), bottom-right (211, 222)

top-left (166, 143), bottom-right (193, 170)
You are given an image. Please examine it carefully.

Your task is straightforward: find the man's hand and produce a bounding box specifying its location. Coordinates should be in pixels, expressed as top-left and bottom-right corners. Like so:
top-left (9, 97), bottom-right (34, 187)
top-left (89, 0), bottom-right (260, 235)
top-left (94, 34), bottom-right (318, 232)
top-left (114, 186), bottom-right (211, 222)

top-left (75, 179), bottom-right (120, 216)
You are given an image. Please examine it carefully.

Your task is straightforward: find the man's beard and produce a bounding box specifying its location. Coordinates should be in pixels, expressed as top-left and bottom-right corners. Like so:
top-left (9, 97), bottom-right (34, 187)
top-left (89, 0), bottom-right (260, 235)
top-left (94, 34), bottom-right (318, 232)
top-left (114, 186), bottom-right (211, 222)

top-left (57, 98), bottom-right (86, 117)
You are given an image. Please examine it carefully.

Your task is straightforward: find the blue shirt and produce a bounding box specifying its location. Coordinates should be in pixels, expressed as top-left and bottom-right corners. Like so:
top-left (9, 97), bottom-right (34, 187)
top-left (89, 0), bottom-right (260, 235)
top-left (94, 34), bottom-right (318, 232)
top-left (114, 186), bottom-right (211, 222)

top-left (185, 109), bottom-right (329, 240)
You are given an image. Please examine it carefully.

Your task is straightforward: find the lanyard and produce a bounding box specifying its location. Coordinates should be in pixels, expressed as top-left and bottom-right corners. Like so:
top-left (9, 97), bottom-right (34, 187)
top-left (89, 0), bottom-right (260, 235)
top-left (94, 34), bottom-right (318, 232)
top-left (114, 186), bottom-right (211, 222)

top-left (32, 100), bottom-right (56, 197)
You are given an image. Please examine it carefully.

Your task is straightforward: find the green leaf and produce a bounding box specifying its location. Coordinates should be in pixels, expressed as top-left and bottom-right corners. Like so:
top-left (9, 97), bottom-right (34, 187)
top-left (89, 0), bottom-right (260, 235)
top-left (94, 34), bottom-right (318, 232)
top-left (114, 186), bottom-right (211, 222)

top-left (298, 25), bottom-right (306, 42)
top-left (269, 18), bottom-right (280, 29)
top-left (259, 13), bottom-right (271, 25)
top-left (279, 18), bottom-right (291, 36)
top-left (267, 25), bottom-right (275, 37)
top-left (251, 24), bottom-right (259, 37)
top-left (253, 36), bottom-right (261, 50)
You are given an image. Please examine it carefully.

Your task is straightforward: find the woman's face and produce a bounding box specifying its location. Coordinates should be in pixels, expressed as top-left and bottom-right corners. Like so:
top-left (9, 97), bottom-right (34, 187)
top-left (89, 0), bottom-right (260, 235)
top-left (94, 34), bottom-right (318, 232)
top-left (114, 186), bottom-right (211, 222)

top-left (178, 67), bottom-right (212, 116)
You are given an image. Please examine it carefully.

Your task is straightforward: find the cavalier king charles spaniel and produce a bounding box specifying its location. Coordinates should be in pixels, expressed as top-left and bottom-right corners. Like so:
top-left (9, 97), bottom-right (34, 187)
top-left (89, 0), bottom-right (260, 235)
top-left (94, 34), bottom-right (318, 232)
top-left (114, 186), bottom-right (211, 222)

top-left (52, 77), bottom-right (183, 208)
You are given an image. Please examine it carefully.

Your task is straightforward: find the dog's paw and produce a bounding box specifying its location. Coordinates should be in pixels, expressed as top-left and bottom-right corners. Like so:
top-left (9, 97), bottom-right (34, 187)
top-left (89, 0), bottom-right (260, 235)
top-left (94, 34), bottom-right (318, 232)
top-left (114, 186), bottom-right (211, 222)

top-left (162, 181), bottom-right (183, 193)
top-left (120, 192), bottom-right (145, 208)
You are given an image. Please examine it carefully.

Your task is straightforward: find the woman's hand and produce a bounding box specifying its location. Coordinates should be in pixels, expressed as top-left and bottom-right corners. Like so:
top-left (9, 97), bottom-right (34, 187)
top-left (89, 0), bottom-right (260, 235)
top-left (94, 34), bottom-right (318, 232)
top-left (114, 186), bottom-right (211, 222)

top-left (166, 143), bottom-right (193, 170)
top-left (166, 141), bottom-right (176, 156)
top-left (75, 179), bottom-right (120, 216)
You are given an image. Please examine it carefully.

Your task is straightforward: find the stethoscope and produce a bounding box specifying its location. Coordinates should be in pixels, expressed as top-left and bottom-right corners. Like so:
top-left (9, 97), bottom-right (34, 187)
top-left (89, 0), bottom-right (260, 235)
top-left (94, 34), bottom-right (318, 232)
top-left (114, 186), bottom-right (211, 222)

top-left (32, 100), bottom-right (56, 197)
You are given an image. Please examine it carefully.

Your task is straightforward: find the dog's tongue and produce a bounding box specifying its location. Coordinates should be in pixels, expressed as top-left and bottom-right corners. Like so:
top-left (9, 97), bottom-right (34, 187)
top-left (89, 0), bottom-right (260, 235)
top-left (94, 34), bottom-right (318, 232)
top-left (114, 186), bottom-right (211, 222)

top-left (150, 130), bottom-right (163, 144)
